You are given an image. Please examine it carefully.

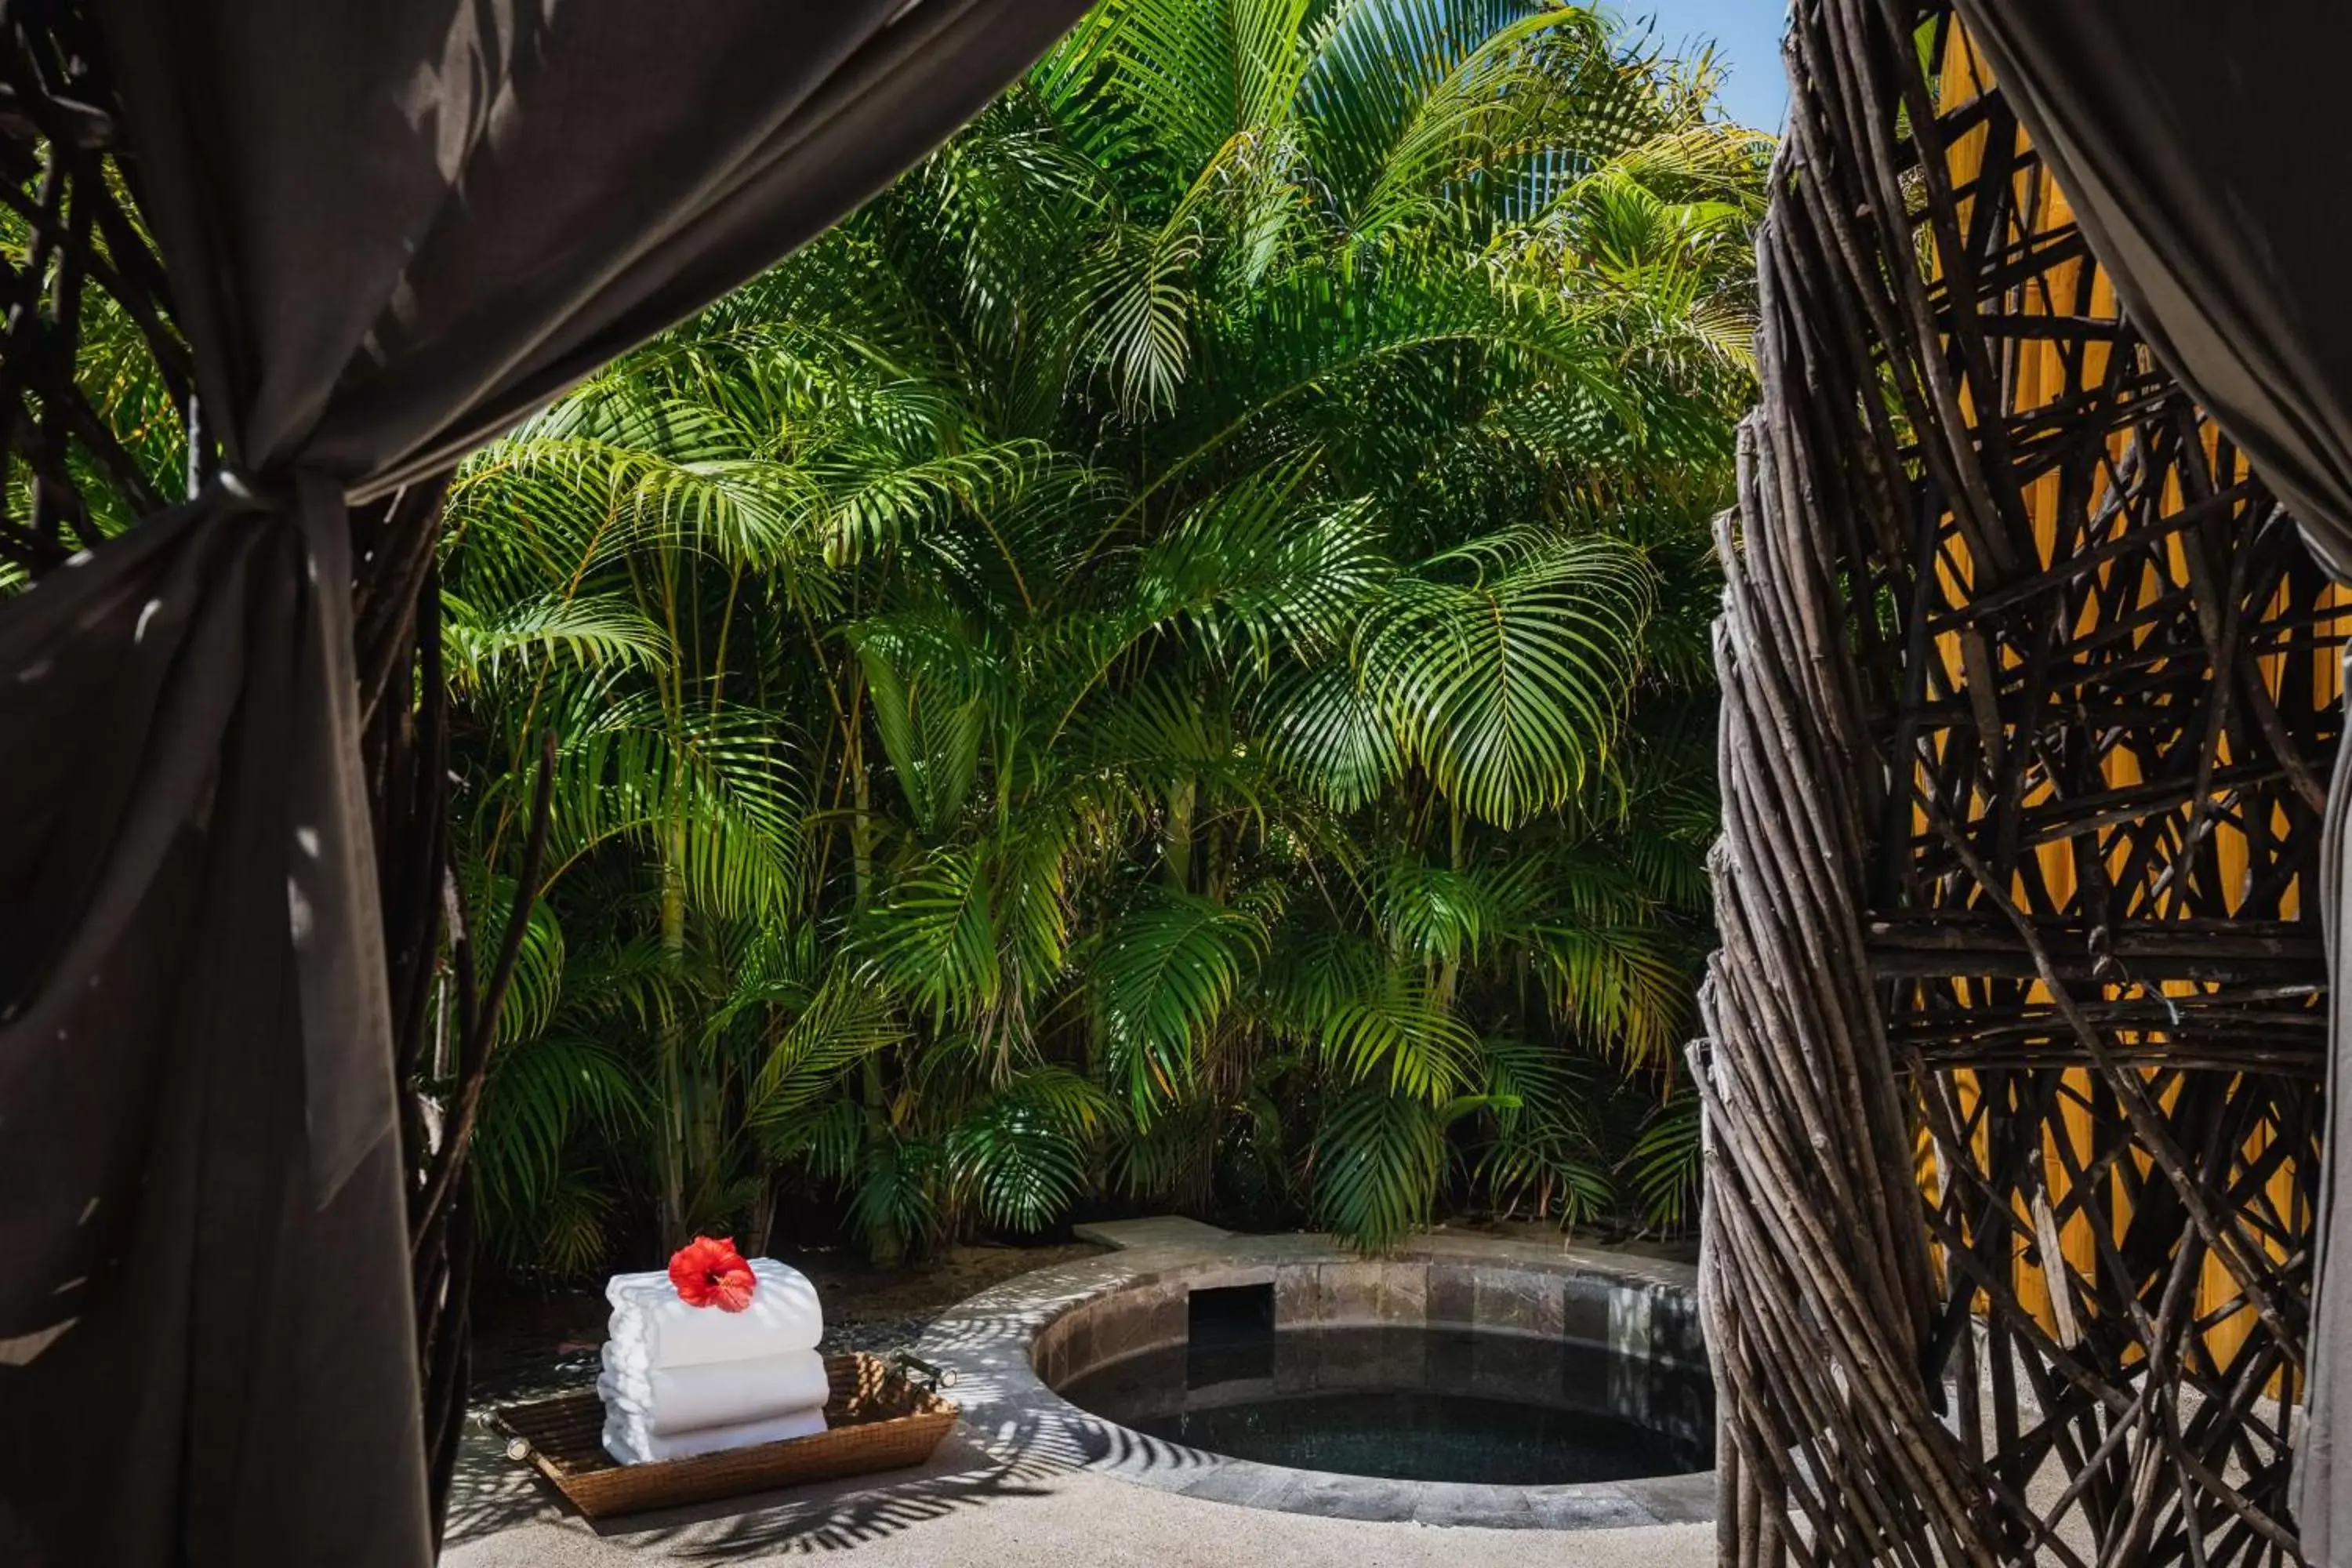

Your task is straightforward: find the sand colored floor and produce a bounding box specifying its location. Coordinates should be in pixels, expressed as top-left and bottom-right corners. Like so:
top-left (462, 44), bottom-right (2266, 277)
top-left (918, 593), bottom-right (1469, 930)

top-left (441, 1424), bottom-right (1714, 1567)
top-left (448, 1222), bottom-right (1716, 1566)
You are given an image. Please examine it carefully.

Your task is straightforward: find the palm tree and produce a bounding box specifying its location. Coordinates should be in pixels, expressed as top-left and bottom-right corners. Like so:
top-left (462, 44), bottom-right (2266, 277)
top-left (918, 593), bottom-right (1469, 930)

top-left (440, 0), bottom-right (1767, 1272)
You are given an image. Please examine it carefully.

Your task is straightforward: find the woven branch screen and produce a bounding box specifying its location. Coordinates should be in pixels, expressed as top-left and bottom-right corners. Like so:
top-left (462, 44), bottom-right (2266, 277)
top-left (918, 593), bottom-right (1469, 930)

top-left (1699, 2), bottom-right (2344, 1565)
top-left (0, 2), bottom-right (198, 573)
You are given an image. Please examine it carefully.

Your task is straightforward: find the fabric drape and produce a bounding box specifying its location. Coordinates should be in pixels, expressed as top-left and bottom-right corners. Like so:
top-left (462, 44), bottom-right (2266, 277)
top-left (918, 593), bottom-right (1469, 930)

top-left (0, 2), bottom-right (1086, 1563)
top-left (1948, 3), bottom-right (2352, 1555)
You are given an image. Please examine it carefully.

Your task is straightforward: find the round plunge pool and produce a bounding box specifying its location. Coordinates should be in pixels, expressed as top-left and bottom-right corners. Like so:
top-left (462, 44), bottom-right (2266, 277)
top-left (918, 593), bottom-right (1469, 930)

top-left (1058, 1319), bottom-right (1712, 1486)
top-left (1001, 1247), bottom-right (1718, 1527)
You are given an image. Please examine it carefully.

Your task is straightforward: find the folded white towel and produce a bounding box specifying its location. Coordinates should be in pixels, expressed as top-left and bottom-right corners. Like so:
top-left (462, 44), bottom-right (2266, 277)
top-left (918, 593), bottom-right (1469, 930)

top-left (604, 1258), bottom-right (822, 1370)
top-left (601, 1404), bottom-right (828, 1465)
top-left (594, 1346), bottom-right (831, 1434)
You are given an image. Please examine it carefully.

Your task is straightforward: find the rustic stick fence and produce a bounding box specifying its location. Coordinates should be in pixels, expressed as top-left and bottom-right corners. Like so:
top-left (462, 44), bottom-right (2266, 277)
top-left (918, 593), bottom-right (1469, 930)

top-left (1700, 3), bottom-right (2340, 1563)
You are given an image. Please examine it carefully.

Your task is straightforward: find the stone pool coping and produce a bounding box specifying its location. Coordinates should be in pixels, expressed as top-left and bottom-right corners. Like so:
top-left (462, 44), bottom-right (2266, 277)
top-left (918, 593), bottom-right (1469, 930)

top-left (912, 1219), bottom-right (1716, 1531)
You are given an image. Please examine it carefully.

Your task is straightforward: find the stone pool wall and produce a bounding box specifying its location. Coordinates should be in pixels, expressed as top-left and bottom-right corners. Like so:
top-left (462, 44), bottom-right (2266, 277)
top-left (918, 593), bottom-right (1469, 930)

top-left (1032, 1254), bottom-right (1708, 1368)
top-left (916, 1219), bottom-right (1716, 1530)
top-left (1033, 1253), bottom-right (1710, 1459)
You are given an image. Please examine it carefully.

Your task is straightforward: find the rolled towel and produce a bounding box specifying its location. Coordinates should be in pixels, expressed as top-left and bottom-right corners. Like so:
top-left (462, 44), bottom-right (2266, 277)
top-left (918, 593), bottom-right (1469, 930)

top-left (595, 1346), bottom-right (832, 1434)
top-left (601, 1405), bottom-right (828, 1465)
top-left (604, 1258), bottom-right (822, 1369)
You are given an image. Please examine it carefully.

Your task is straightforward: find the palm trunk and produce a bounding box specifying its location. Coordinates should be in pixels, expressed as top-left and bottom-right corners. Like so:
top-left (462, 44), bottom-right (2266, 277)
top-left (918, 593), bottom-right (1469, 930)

top-left (1165, 778), bottom-right (1194, 891)
top-left (657, 818), bottom-right (688, 1246)
top-left (846, 685), bottom-right (887, 1119)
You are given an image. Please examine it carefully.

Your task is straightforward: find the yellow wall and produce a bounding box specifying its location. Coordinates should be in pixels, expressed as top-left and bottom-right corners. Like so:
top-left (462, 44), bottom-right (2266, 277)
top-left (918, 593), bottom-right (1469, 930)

top-left (1921, 27), bottom-right (2325, 1381)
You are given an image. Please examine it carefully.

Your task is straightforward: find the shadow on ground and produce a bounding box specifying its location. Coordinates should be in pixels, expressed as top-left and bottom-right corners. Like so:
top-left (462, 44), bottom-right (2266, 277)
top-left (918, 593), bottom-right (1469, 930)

top-left (445, 1425), bottom-right (1062, 1559)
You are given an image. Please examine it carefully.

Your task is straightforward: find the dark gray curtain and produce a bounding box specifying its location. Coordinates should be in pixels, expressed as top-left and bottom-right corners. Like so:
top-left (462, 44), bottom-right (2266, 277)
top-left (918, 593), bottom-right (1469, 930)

top-left (0, 2), bottom-right (1087, 1563)
top-left (1947, 3), bottom-right (2352, 1555)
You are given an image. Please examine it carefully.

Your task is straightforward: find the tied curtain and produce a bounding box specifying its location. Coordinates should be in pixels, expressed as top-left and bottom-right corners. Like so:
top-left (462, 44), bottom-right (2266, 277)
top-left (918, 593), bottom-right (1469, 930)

top-left (1946, 2), bottom-right (2352, 1556)
top-left (0, 2), bottom-right (1086, 1564)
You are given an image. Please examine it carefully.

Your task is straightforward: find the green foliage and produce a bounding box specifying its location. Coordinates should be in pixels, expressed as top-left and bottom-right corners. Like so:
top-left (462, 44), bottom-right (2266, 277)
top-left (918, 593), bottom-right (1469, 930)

top-left (445, 0), bottom-right (1764, 1272)
top-left (1093, 888), bottom-right (1272, 1120)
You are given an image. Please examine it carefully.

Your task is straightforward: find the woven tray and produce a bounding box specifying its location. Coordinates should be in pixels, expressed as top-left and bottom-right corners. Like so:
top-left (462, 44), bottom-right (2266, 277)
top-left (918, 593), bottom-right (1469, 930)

top-left (492, 1352), bottom-right (958, 1519)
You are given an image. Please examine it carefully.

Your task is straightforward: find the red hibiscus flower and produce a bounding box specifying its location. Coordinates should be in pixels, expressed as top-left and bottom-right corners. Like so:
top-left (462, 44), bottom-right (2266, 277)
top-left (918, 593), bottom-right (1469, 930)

top-left (668, 1236), bottom-right (757, 1312)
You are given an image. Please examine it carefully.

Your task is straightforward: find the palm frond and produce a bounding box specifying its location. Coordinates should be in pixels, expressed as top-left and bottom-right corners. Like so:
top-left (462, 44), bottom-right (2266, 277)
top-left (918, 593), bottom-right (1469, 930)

top-left (1358, 531), bottom-right (1654, 825)
top-left (1091, 888), bottom-right (1269, 1118)
top-left (1312, 1082), bottom-right (1443, 1251)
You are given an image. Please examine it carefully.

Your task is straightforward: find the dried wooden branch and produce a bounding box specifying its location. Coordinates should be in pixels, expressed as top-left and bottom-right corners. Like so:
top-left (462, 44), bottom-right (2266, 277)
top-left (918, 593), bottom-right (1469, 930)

top-left (1704, 3), bottom-right (2336, 1563)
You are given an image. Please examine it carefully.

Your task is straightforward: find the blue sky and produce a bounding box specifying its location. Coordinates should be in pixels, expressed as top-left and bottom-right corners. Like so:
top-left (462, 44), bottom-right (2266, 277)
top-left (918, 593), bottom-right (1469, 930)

top-left (1610, 0), bottom-right (1788, 132)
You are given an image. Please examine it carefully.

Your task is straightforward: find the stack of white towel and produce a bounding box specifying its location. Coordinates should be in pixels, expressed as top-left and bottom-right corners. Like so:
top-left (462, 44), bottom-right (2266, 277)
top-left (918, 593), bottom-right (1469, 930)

top-left (599, 1257), bottom-right (829, 1464)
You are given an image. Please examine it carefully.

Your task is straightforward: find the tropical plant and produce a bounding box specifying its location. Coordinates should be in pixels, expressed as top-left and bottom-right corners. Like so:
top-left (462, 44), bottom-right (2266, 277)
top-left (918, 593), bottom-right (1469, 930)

top-left (441, 0), bottom-right (1766, 1272)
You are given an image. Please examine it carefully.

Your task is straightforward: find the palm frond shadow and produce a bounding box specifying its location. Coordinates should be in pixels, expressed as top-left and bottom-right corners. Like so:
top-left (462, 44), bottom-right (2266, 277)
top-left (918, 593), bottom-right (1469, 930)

top-left (441, 1425), bottom-right (577, 1545)
top-left (447, 1425), bottom-right (1067, 1557)
top-left (655, 1434), bottom-right (1059, 1558)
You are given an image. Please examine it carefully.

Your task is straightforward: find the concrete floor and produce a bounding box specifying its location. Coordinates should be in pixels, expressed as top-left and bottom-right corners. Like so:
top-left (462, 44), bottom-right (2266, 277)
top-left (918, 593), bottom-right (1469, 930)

top-left (441, 1424), bottom-right (1715, 1566)
top-left (448, 1223), bottom-right (1717, 1566)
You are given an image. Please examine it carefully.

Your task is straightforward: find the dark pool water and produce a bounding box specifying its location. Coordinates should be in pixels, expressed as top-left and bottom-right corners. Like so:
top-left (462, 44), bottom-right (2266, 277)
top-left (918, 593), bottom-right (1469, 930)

top-left (1058, 1324), bottom-right (1712, 1486)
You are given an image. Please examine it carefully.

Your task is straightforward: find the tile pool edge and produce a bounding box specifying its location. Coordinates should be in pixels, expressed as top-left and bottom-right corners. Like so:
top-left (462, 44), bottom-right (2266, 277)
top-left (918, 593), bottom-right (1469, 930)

top-left (912, 1225), bottom-right (1715, 1531)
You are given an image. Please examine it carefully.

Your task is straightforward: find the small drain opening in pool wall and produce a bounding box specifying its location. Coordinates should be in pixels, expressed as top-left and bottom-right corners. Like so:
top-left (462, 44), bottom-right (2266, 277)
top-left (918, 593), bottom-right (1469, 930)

top-left (1054, 1276), bottom-right (1712, 1488)
top-left (1187, 1283), bottom-right (1273, 1342)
